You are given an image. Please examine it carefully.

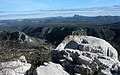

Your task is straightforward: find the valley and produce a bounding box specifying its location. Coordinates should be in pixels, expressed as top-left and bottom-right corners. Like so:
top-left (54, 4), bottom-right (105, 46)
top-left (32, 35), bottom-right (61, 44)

top-left (0, 16), bottom-right (120, 75)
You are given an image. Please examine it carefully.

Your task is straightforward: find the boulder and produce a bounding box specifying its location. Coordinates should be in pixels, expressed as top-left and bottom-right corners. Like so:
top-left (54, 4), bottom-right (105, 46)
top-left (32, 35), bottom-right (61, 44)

top-left (0, 56), bottom-right (31, 75)
top-left (55, 35), bottom-right (118, 59)
top-left (33, 62), bottom-right (69, 75)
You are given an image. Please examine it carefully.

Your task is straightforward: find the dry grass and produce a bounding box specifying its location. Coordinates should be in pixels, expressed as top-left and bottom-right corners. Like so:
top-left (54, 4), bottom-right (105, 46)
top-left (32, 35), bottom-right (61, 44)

top-left (0, 50), bottom-right (21, 62)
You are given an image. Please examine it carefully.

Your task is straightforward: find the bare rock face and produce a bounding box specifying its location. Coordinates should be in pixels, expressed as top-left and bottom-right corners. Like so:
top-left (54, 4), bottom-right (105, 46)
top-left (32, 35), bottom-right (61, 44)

top-left (0, 56), bottom-right (31, 75)
top-left (0, 31), bottom-right (33, 43)
top-left (55, 35), bottom-right (118, 59)
top-left (33, 62), bottom-right (69, 75)
top-left (51, 35), bottom-right (120, 75)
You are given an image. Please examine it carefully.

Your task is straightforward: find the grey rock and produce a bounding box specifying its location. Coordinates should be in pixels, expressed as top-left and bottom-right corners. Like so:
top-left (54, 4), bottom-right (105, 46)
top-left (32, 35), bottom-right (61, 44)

top-left (0, 56), bottom-right (31, 75)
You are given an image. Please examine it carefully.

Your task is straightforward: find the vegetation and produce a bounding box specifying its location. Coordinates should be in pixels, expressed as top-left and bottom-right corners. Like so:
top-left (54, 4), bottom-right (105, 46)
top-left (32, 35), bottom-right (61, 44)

top-left (0, 16), bottom-right (120, 74)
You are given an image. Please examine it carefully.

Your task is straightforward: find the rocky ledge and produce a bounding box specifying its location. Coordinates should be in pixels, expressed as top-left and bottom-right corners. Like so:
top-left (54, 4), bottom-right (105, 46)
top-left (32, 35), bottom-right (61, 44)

top-left (35, 35), bottom-right (120, 75)
top-left (33, 62), bottom-right (69, 75)
top-left (0, 56), bottom-right (31, 75)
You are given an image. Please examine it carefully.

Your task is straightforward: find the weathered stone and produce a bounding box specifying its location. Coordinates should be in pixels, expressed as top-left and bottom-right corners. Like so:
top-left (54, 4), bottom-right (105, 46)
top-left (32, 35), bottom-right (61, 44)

top-left (41, 35), bottom-right (120, 75)
top-left (90, 62), bottom-right (99, 72)
top-left (33, 62), bottom-right (69, 75)
top-left (0, 56), bottom-right (31, 75)
top-left (51, 36), bottom-right (120, 75)
top-left (55, 35), bottom-right (118, 59)
top-left (76, 55), bottom-right (93, 65)
top-left (97, 69), bottom-right (112, 75)
top-left (74, 64), bottom-right (93, 75)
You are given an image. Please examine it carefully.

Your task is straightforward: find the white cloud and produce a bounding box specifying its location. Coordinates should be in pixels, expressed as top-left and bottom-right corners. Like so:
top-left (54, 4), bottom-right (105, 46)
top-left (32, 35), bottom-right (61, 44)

top-left (0, 5), bottom-right (120, 20)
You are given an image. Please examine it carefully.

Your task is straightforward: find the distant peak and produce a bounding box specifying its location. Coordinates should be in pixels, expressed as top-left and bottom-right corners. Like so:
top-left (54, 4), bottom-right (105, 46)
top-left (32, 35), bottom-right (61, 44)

top-left (73, 14), bottom-right (81, 17)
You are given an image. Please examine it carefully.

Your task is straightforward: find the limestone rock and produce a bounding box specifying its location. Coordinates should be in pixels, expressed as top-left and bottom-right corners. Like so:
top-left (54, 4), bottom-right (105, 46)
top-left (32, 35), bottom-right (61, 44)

top-left (55, 35), bottom-right (118, 59)
top-left (0, 56), bottom-right (31, 75)
top-left (51, 35), bottom-right (120, 75)
top-left (33, 62), bottom-right (69, 75)
top-left (74, 64), bottom-right (93, 75)
top-left (97, 69), bottom-right (112, 75)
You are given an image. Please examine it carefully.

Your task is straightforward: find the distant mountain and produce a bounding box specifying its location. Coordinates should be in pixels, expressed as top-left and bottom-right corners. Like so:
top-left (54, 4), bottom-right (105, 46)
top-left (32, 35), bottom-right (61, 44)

top-left (0, 15), bottom-right (120, 26)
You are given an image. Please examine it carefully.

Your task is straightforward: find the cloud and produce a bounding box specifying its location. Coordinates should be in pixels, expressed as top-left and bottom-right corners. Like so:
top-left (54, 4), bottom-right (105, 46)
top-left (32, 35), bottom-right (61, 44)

top-left (2, 5), bottom-right (120, 12)
top-left (0, 5), bottom-right (120, 20)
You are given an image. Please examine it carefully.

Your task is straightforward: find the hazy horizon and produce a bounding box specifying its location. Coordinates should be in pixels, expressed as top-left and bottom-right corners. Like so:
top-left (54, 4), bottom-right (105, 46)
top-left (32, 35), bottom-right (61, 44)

top-left (0, 0), bottom-right (120, 20)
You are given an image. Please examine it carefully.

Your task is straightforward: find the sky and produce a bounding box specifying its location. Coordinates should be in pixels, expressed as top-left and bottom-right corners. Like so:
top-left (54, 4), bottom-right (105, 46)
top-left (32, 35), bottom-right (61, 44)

top-left (0, 0), bottom-right (120, 20)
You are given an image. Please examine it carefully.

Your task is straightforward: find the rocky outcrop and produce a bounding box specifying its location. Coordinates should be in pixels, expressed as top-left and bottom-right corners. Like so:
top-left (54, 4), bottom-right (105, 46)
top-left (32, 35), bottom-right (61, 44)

top-left (55, 35), bottom-right (118, 59)
top-left (0, 56), bottom-right (31, 75)
top-left (33, 62), bottom-right (69, 75)
top-left (51, 35), bottom-right (120, 75)
top-left (0, 31), bottom-right (33, 43)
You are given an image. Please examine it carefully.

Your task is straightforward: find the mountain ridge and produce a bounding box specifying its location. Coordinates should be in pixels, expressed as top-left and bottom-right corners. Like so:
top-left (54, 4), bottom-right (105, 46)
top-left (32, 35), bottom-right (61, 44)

top-left (0, 15), bottom-right (120, 26)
